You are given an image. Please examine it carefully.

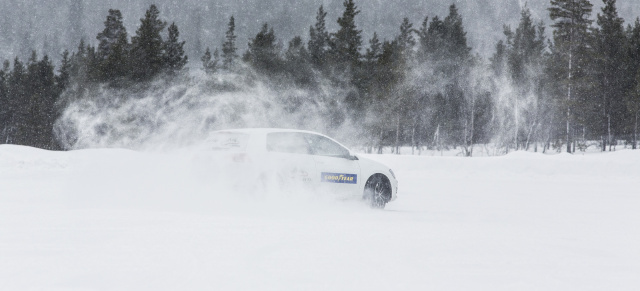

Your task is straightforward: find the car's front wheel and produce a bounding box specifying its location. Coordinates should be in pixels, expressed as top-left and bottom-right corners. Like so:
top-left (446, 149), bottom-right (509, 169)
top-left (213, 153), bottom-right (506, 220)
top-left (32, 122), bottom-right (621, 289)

top-left (363, 174), bottom-right (391, 209)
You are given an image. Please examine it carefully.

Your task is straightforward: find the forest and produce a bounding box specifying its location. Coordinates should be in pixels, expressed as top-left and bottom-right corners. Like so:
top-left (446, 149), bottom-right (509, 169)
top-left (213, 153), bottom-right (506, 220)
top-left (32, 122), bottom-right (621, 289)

top-left (1, 0), bottom-right (640, 155)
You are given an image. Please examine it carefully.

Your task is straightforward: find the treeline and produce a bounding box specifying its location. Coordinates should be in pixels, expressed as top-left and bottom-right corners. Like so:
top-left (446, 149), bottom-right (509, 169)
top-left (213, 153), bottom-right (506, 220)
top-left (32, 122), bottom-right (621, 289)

top-left (0, 53), bottom-right (63, 149)
top-left (0, 5), bottom-right (187, 149)
top-left (1, 0), bottom-right (640, 154)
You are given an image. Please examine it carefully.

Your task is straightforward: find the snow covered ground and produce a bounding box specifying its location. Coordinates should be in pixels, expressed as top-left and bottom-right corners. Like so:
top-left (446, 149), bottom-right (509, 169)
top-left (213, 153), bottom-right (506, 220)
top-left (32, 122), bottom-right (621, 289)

top-left (1, 144), bottom-right (639, 291)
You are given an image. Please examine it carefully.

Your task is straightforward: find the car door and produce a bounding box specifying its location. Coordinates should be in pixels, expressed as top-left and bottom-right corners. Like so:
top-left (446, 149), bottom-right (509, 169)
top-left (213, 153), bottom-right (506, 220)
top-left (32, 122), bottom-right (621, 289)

top-left (265, 132), bottom-right (318, 190)
top-left (303, 133), bottom-right (361, 197)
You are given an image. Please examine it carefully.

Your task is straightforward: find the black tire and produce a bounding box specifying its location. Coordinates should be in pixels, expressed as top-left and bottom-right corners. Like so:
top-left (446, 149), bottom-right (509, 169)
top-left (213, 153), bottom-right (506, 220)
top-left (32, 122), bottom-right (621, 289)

top-left (363, 174), bottom-right (391, 209)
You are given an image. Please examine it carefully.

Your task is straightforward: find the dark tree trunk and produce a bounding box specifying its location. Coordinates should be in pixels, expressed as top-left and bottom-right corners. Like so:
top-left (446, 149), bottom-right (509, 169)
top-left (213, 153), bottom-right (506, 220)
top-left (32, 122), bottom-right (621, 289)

top-left (634, 112), bottom-right (638, 150)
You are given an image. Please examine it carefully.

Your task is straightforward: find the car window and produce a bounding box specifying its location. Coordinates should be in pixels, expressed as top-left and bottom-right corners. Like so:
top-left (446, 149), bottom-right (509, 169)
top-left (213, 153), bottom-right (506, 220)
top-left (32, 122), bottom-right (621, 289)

top-left (204, 132), bottom-right (250, 152)
top-left (305, 134), bottom-right (350, 158)
top-left (266, 132), bottom-right (311, 155)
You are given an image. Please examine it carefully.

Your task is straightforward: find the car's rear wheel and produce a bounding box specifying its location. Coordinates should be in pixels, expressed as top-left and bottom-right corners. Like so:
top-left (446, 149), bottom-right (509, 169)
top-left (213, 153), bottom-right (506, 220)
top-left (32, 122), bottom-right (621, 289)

top-left (364, 174), bottom-right (391, 209)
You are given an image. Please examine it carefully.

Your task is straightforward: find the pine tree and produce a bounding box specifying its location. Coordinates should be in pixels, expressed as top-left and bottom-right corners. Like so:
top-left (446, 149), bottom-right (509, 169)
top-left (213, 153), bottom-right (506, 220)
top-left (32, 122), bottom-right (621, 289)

top-left (330, 0), bottom-right (362, 68)
top-left (26, 52), bottom-right (40, 146)
top-left (285, 36), bottom-right (313, 86)
top-left (69, 39), bottom-right (88, 86)
top-left (96, 9), bottom-right (129, 82)
top-left (359, 32), bottom-right (382, 105)
top-left (0, 61), bottom-right (8, 142)
top-left (246, 23), bottom-right (282, 74)
top-left (284, 36), bottom-right (308, 64)
top-left (365, 32), bottom-right (382, 63)
top-left (501, 7), bottom-right (547, 150)
top-left (506, 8), bottom-right (546, 86)
top-left (163, 22), bottom-right (188, 75)
top-left (221, 16), bottom-right (238, 70)
top-left (57, 50), bottom-right (71, 94)
top-left (5, 58), bottom-right (26, 144)
top-left (358, 32), bottom-right (383, 114)
top-left (592, 0), bottom-right (627, 151)
top-left (131, 5), bottom-right (167, 81)
top-left (628, 18), bottom-right (640, 79)
top-left (25, 54), bottom-right (57, 148)
top-left (490, 40), bottom-right (507, 77)
top-left (548, 0), bottom-right (594, 153)
top-left (394, 18), bottom-right (418, 155)
top-left (201, 47), bottom-right (219, 74)
top-left (626, 19), bottom-right (640, 149)
top-left (442, 4), bottom-right (471, 74)
top-left (629, 71), bottom-right (640, 149)
top-left (417, 16), bottom-right (447, 62)
top-left (85, 44), bottom-right (99, 83)
top-left (396, 18), bottom-right (416, 60)
top-left (434, 5), bottom-right (472, 148)
top-left (308, 5), bottom-right (329, 68)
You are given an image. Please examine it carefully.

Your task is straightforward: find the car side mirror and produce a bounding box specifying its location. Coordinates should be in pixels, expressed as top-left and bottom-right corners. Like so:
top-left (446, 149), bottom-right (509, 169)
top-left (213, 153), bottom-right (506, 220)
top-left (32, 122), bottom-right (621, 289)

top-left (346, 153), bottom-right (358, 160)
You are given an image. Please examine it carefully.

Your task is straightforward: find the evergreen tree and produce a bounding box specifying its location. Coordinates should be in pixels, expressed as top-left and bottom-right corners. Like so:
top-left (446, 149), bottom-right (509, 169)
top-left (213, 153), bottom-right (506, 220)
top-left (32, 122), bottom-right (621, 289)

top-left (96, 9), bottom-right (129, 82)
top-left (428, 5), bottom-right (472, 148)
top-left (490, 40), bottom-right (507, 77)
top-left (221, 16), bottom-right (238, 70)
top-left (245, 23), bottom-right (282, 74)
top-left (414, 8), bottom-right (473, 149)
top-left (359, 32), bottom-right (383, 106)
top-left (396, 18), bottom-right (416, 62)
top-left (629, 71), bottom-right (640, 149)
top-left (25, 53), bottom-right (57, 148)
top-left (593, 0), bottom-right (627, 151)
top-left (417, 5), bottom-right (471, 75)
top-left (628, 18), bottom-right (640, 81)
top-left (285, 36), bottom-right (313, 86)
top-left (548, 0), bottom-right (594, 153)
top-left (163, 22), bottom-right (188, 75)
top-left (201, 47), bottom-right (219, 74)
top-left (5, 58), bottom-right (26, 144)
top-left (308, 6), bottom-right (330, 68)
top-left (500, 7), bottom-right (547, 151)
top-left (505, 8), bottom-right (546, 86)
top-left (285, 37), bottom-right (309, 64)
top-left (131, 5), bottom-right (167, 81)
top-left (69, 39), bottom-right (88, 86)
top-left (57, 50), bottom-right (72, 94)
top-left (358, 32), bottom-right (384, 127)
top-left (85, 44), bottom-right (99, 83)
top-left (365, 32), bottom-right (382, 63)
top-left (417, 16), bottom-right (447, 62)
top-left (0, 61), bottom-right (8, 142)
top-left (626, 19), bottom-right (640, 149)
top-left (330, 0), bottom-right (362, 68)
top-left (442, 4), bottom-right (471, 75)
top-left (393, 18), bottom-right (419, 154)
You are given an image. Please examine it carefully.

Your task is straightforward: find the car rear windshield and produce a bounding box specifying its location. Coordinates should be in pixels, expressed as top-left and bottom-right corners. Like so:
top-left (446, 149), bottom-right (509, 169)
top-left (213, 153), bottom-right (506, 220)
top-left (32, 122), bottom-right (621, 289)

top-left (204, 132), bottom-right (250, 152)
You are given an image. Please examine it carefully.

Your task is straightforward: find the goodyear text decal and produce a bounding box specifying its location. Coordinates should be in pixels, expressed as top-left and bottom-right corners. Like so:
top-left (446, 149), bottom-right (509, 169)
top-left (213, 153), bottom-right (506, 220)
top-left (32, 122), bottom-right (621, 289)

top-left (321, 172), bottom-right (357, 184)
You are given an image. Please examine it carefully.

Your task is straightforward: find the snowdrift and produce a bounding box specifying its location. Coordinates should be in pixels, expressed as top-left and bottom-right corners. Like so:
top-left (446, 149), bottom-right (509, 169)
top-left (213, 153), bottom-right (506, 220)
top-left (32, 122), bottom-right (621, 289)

top-left (1, 145), bottom-right (639, 291)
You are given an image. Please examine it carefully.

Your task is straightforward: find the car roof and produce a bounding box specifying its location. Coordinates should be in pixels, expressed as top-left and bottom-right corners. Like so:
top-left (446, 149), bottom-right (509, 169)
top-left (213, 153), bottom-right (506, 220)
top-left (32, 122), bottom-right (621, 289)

top-left (206, 128), bottom-right (353, 153)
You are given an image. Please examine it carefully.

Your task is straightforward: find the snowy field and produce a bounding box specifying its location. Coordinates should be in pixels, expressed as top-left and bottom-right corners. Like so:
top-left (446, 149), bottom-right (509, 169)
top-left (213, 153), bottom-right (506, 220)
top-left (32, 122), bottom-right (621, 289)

top-left (1, 144), bottom-right (639, 291)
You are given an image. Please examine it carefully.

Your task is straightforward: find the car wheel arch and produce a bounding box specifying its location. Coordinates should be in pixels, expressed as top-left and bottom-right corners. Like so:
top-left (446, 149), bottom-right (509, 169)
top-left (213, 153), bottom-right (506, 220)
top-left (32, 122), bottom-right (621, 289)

top-left (363, 173), bottom-right (392, 208)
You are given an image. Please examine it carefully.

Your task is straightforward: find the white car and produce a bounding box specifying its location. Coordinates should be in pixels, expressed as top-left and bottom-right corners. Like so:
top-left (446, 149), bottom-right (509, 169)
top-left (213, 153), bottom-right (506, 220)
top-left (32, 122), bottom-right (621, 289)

top-left (201, 128), bottom-right (398, 208)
